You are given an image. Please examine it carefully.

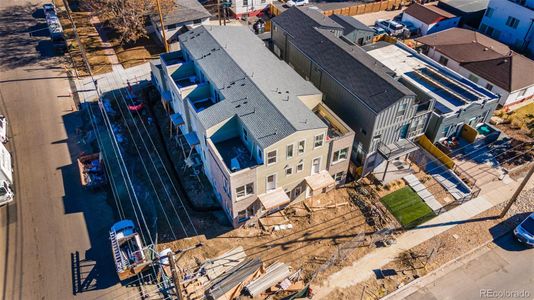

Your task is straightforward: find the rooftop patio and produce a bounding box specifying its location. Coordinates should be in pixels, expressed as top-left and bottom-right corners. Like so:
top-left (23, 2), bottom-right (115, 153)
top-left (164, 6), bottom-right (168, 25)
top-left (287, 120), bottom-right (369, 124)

top-left (214, 137), bottom-right (259, 173)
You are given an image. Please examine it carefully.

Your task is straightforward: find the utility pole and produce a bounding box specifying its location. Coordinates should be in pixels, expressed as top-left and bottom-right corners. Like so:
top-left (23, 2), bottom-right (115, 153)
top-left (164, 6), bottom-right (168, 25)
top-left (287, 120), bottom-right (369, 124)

top-left (155, 0), bottom-right (169, 52)
top-left (500, 164), bottom-right (534, 218)
top-left (217, 0), bottom-right (222, 25)
top-left (168, 252), bottom-right (184, 300)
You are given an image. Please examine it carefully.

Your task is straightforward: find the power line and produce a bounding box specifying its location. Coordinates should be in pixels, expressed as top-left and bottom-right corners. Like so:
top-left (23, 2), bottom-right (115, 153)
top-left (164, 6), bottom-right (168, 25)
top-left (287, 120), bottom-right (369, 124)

top-left (103, 75), bottom-right (179, 240)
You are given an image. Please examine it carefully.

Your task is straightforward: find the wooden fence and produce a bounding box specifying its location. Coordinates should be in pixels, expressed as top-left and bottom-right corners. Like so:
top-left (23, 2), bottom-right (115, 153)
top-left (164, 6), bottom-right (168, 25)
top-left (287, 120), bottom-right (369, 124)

top-left (418, 135), bottom-right (455, 169)
top-left (270, 0), bottom-right (408, 17)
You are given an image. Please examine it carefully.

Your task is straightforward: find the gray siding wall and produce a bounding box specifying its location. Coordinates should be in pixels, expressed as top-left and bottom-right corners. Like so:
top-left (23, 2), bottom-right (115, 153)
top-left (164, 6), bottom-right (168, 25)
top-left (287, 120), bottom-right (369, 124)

top-left (425, 100), bottom-right (499, 143)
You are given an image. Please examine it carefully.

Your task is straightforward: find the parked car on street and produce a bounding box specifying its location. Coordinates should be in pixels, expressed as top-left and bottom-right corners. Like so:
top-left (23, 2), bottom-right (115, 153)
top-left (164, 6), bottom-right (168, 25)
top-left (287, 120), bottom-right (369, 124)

top-left (286, 0), bottom-right (309, 7)
top-left (514, 212), bottom-right (534, 247)
top-left (0, 142), bottom-right (14, 206)
top-left (0, 115), bottom-right (7, 144)
top-left (375, 19), bottom-right (405, 36)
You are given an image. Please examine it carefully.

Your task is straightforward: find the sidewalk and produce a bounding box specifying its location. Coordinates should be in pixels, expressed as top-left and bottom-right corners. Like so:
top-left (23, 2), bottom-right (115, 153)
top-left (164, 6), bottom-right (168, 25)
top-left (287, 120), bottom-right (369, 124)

top-left (312, 178), bottom-right (521, 299)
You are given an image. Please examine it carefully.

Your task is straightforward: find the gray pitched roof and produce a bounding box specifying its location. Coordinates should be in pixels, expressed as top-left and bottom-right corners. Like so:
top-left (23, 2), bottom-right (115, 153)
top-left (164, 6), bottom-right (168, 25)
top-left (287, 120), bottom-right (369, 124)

top-left (154, 0), bottom-right (211, 26)
top-left (179, 25), bottom-right (326, 148)
top-left (272, 7), bottom-right (415, 113)
top-left (330, 14), bottom-right (374, 35)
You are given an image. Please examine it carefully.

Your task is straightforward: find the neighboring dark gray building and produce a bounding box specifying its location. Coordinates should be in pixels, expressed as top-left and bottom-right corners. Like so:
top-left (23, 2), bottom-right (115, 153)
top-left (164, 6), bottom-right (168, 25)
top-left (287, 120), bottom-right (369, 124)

top-left (271, 7), bottom-right (434, 175)
top-left (330, 14), bottom-right (375, 46)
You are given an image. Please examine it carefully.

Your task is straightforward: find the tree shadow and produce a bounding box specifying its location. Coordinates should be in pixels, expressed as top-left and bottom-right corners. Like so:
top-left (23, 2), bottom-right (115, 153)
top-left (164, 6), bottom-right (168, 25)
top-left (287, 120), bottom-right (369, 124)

top-left (0, 4), bottom-right (64, 70)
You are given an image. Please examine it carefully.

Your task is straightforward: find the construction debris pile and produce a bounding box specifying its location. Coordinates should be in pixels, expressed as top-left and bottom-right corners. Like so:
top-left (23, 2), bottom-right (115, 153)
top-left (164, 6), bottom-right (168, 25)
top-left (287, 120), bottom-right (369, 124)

top-left (178, 247), bottom-right (305, 300)
top-left (77, 152), bottom-right (106, 188)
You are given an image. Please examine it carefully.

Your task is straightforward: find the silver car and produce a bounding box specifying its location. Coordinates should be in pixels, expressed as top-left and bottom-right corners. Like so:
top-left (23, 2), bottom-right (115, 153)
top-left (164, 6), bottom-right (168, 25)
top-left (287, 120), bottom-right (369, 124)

top-left (514, 212), bottom-right (534, 247)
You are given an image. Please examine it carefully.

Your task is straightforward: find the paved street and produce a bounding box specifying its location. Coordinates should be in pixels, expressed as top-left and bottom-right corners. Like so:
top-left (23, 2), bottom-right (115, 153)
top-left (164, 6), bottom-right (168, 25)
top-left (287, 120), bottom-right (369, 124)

top-left (0, 1), bottom-right (148, 299)
top-left (400, 233), bottom-right (534, 300)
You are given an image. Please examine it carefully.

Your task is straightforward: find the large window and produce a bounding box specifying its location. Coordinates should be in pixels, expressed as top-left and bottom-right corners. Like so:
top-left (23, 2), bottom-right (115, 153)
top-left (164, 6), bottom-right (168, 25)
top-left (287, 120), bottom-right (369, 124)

top-left (314, 134), bottom-right (324, 148)
top-left (332, 148), bottom-right (349, 163)
top-left (286, 144), bottom-right (294, 159)
top-left (285, 167), bottom-right (293, 176)
top-left (438, 56), bottom-right (448, 66)
top-left (506, 16), bottom-right (520, 29)
top-left (468, 74), bottom-right (479, 83)
top-left (243, 0), bottom-right (248, 6)
top-left (267, 150), bottom-right (277, 165)
top-left (485, 7), bottom-right (494, 17)
top-left (236, 183), bottom-right (254, 199)
top-left (298, 140), bottom-right (305, 155)
top-left (397, 103), bottom-right (407, 117)
top-left (243, 128), bottom-right (248, 142)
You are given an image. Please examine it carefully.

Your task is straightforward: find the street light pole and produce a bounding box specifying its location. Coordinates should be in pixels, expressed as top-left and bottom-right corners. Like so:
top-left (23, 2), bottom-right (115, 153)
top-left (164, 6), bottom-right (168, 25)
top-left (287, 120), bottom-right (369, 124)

top-left (500, 164), bottom-right (534, 218)
top-left (155, 0), bottom-right (169, 52)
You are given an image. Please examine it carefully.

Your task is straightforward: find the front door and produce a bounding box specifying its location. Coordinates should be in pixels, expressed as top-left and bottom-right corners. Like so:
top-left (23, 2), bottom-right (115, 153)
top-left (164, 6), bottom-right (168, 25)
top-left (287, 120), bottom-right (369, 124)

top-left (311, 157), bottom-right (321, 175)
top-left (400, 124), bottom-right (409, 139)
top-left (266, 174), bottom-right (276, 192)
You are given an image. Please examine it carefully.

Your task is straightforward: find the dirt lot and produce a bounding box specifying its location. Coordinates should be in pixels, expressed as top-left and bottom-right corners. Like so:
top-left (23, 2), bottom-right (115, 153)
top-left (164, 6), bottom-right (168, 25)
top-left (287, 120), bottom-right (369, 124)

top-left (157, 186), bottom-right (395, 285)
top-left (494, 103), bottom-right (534, 143)
top-left (105, 25), bottom-right (165, 69)
top-left (56, 2), bottom-right (112, 75)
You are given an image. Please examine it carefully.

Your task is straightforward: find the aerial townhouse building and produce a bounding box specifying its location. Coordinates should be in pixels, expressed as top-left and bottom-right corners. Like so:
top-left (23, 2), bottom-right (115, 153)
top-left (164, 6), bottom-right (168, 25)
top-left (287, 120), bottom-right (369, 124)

top-left (151, 25), bottom-right (354, 227)
top-left (364, 41), bottom-right (499, 144)
top-left (271, 7), bottom-right (434, 176)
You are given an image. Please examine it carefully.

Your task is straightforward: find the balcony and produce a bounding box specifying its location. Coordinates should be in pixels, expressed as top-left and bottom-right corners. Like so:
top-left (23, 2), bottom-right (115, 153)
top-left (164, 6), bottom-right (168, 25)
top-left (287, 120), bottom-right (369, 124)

top-left (161, 51), bottom-right (185, 67)
top-left (313, 103), bottom-right (352, 141)
top-left (189, 97), bottom-right (216, 113)
top-left (214, 137), bottom-right (259, 173)
top-left (377, 139), bottom-right (419, 161)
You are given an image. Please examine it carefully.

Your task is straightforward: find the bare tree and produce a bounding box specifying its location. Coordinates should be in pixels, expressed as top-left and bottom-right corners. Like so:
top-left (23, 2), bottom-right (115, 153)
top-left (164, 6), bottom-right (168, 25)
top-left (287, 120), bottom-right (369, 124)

top-left (84, 0), bottom-right (173, 44)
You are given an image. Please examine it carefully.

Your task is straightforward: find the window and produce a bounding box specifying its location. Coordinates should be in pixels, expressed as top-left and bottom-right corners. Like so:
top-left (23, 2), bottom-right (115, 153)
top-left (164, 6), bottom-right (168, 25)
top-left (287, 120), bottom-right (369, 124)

top-left (480, 23), bottom-right (488, 34)
top-left (468, 74), bottom-right (479, 83)
top-left (243, 128), bottom-right (248, 142)
top-left (267, 150), bottom-right (277, 165)
top-left (236, 183), bottom-right (254, 199)
top-left (285, 167), bottom-right (293, 176)
top-left (298, 140), bottom-right (305, 155)
top-left (311, 157), bottom-right (321, 174)
top-left (243, 0), bottom-right (248, 6)
top-left (266, 174), bottom-right (276, 191)
top-left (166, 24), bottom-right (176, 30)
top-left (485, 7), bottom-right (494, 17)
top-left (261, 0), bottom-right (266, 3)
top-left (518, 88), bottom-right (527, 97)
top-left (334, 172), bottom-right (344, 183)
top-left (193, 19), bottom-right (203, 24)
top-left (485, 83), bottom-right (494, 91)
top-left (332, 148), bottom-right (349, 163)
top-left (438, 56), bottom-right (449, 66)
top-left (294, 186), bottom-right (302, 197)
top-left (223, 177), bottom-right (230, 197)
top-left (296, 162), bottom-right (304, 172)
top-left (237, 206), bottom-right (255, 223)
top-left (397, 103), bottom-right (407, 117)
top-left (286, 144), bottom-right (294, 159)
top-left (361, 128), bottom-right (367, 135)
top-left (314, 134), bottom-right (324, 148)
top-left (506, 16), bottom-right (519, 29)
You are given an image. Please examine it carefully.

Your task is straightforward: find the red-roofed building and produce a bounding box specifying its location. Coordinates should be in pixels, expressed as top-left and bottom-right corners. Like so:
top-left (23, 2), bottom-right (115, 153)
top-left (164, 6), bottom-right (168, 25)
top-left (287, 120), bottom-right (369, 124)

top-left (402, 3), bottom-right (460, 35)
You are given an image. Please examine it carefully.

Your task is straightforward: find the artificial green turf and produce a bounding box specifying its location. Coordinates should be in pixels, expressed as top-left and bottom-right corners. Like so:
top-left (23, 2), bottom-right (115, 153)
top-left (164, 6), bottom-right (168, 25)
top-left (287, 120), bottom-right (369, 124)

top-left (380, 187), bottom-right (435, 228)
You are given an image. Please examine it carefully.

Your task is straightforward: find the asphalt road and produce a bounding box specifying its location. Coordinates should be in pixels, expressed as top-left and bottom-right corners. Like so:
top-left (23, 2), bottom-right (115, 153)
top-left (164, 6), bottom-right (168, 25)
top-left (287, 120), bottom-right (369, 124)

top-left (0, 1), bottom-right (148, 299)
top-left (403, 232), bottom-right (534, 300)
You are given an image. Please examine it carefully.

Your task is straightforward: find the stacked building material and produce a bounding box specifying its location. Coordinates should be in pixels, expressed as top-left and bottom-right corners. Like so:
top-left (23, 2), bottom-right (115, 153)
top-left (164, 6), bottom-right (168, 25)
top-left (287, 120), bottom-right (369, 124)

top-left (244, 262), bottom-right (291, 297)
top-left (205, 258), bottom-right (263, 300)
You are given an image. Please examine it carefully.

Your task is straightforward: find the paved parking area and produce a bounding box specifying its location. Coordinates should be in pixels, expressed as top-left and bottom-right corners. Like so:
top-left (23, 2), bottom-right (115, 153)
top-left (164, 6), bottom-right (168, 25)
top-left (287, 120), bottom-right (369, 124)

top-left (353, 8), bottom-right (406, 26)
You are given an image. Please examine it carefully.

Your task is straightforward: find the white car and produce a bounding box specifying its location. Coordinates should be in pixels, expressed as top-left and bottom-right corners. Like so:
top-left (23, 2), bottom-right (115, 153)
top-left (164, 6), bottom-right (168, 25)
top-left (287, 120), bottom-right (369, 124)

top-left (375, 19), bottom-right (405, 36)
top-left (286, 0), bottom-right (309, 7)
top-left (514, 212), bottom-right (534, 247)
top-left (0, 116), bottom-right (7, 144)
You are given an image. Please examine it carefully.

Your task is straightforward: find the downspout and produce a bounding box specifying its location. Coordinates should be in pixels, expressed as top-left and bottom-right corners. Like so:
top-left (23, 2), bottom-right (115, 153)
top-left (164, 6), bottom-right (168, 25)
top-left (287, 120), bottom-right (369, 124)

top-left (522, 18), bottom-right (534, 52)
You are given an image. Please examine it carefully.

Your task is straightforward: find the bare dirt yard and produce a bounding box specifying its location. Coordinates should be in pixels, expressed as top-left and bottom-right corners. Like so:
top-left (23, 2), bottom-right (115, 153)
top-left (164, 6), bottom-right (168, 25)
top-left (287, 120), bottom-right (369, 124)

top-left (157, 185), bottom-right (398, 286)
